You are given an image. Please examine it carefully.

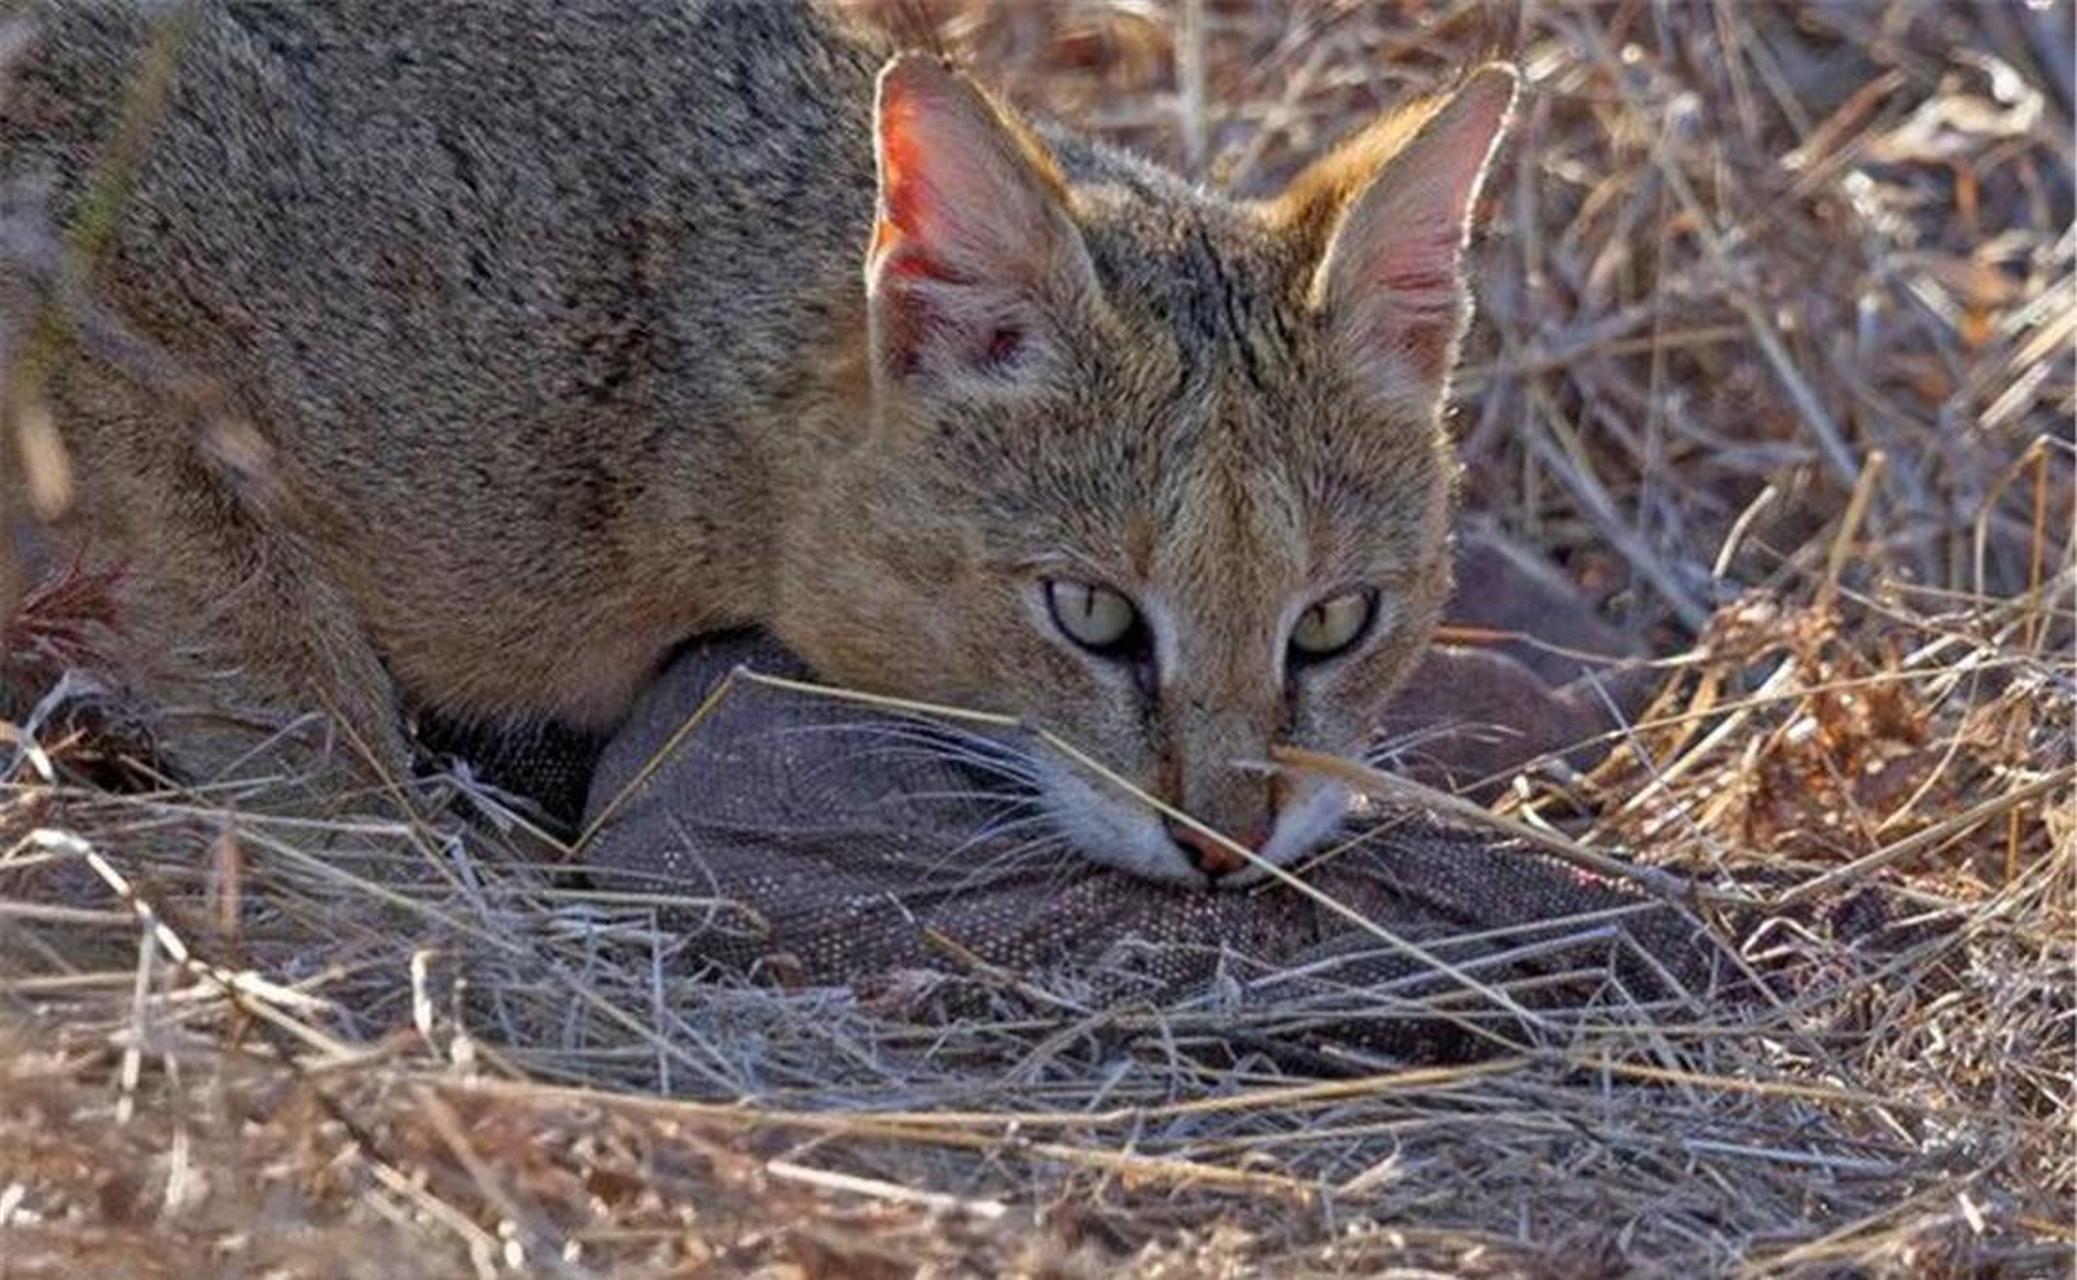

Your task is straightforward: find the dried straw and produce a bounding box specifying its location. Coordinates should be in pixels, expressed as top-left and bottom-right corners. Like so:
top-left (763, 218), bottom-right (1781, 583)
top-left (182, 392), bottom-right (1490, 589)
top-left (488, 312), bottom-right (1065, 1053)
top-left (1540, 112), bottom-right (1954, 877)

top-left (2, 1), bottom-right (2071, 1275)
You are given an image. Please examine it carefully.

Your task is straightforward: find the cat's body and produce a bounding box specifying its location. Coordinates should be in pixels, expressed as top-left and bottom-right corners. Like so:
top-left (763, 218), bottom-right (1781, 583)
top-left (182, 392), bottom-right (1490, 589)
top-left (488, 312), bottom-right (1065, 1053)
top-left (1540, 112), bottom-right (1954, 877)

top-left (6, 2), bottom-right (890, 733)
top-left (2, 0), bottom-right (1515, 883)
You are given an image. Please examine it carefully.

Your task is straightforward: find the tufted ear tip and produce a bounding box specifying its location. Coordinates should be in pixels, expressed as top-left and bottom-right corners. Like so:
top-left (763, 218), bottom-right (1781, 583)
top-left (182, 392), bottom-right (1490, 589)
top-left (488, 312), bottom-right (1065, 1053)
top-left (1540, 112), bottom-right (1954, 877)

top-left (872, 51), bottom-right (974, 157)
top-left (1459, 63), bottom-right (1522, 115)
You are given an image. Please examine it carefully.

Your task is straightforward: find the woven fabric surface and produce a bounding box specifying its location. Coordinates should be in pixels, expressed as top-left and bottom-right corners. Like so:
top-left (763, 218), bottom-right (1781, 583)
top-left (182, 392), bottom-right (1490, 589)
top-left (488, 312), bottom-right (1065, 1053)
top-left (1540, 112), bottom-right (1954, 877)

top-left (578, 632), bottom-right (1744, 1059)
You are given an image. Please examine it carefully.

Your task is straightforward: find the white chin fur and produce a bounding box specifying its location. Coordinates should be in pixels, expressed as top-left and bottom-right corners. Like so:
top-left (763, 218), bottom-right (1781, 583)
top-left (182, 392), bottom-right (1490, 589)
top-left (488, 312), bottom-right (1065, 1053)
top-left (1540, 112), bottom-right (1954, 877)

top-left (1034, 762), bottom-right (1353, 887)
top-left (1246, 779), bottom-right (1353, 879)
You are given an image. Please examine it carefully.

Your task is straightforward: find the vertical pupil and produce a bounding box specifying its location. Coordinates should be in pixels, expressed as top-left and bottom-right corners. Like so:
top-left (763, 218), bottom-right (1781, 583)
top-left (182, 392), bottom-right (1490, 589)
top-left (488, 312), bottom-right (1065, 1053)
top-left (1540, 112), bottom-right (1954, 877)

top-left (1050, 583), bottom-right (1139, 649)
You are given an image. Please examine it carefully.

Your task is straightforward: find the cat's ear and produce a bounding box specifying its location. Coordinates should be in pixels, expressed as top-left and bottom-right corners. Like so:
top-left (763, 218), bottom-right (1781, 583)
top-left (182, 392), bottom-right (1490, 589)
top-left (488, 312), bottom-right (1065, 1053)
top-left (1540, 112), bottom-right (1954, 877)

top-left (866, 53), bottom-right (1097, 388)
top-left (1271, 65), bottom-right (1518, 409)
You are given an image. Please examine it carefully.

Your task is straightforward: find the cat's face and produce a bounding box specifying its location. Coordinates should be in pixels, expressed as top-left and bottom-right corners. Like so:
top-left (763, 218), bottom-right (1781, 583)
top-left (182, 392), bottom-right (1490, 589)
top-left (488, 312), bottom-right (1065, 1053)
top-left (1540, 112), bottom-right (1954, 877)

top-left (776, 56), bottom-right (1514, 885)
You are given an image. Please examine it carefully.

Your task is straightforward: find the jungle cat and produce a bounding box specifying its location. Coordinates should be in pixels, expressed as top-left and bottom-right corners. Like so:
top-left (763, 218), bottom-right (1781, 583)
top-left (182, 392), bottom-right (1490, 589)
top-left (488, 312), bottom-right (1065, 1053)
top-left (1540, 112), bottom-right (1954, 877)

top-left (1, 1), bottom-right (1516, 884)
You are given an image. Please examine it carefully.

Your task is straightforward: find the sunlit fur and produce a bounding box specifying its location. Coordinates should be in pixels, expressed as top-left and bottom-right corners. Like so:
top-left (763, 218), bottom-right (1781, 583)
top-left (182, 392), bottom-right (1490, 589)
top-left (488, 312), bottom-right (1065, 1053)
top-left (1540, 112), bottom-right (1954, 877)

top-left (8, 3), bottom-right (1511, 881)
top-left (775, 57), bottom-right (1517, 884)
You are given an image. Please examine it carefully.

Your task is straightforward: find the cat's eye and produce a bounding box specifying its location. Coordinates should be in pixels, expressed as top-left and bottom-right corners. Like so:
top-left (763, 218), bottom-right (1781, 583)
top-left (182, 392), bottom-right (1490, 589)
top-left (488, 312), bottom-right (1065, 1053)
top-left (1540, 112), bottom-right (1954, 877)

top-left (1290, 590), bottom-right (1376, 662)
top-left (1045, 580), bottom-right (1140, 653)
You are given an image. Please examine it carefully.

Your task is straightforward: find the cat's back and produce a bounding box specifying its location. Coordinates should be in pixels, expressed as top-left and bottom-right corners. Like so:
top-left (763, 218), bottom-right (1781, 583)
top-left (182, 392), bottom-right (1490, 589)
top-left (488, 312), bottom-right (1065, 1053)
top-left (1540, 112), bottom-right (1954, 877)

top-left (2, 0), bottom-right (884, 466)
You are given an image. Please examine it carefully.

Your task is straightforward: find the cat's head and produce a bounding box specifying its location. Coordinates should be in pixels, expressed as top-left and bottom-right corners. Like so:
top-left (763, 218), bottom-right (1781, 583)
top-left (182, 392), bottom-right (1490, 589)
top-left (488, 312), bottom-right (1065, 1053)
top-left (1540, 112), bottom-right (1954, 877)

top-left (777, 53), bottom-right (1516, 884)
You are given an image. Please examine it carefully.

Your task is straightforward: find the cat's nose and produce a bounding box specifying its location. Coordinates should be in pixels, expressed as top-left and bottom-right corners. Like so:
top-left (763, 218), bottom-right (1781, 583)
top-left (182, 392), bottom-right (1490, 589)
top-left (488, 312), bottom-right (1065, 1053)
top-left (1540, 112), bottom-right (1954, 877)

top-left (1166, 818), bottom-right (1270, 879)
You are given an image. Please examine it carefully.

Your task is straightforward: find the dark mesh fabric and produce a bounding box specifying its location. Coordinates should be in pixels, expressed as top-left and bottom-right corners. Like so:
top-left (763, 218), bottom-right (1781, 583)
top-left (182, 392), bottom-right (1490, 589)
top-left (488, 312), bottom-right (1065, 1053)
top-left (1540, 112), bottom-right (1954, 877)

top-left (417, 714), bottom-right (606, 829)
top-left (579, 634), bottom-right (1743, 1059)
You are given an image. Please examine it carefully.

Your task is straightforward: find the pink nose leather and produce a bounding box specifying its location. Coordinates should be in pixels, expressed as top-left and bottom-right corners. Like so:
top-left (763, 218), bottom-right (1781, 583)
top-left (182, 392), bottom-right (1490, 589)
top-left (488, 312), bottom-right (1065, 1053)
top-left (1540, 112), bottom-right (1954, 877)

top-left (1167, 820), bottom-right (1270, 879)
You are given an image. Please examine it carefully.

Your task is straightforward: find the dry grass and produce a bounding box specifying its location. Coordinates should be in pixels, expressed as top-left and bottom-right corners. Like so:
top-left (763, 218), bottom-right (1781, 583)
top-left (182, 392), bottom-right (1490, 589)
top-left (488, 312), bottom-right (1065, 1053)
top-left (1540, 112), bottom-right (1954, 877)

top-left (1, 1), bottom-right (2072, 1276)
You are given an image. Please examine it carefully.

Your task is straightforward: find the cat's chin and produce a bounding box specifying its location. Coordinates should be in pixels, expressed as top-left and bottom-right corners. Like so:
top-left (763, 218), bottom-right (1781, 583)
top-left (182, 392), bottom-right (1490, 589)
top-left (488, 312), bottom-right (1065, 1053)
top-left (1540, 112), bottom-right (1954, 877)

top-left (1253, 779), bottom-right (1355, 874)
top-left (1035, 765), bottom-right (1354, 888)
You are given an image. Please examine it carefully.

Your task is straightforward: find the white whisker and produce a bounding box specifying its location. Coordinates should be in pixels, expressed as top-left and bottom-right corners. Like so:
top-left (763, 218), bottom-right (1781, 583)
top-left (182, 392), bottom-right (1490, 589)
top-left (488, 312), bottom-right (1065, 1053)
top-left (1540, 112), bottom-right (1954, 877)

top-left (937, 831), bottom-right (1071, 900)
top-left (761, 717), bottom-right (1047, 787)
top-left (921, 810), bottom-right (1061, 880)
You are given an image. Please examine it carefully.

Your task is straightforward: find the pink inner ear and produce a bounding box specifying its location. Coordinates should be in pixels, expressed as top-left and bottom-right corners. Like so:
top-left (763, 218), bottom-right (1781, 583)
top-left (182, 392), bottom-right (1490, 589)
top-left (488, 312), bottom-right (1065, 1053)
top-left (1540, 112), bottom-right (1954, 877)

top-left (870, 76), bottom-right (936, 267)
top-left (867, 61), bottom-right (1061, 381)
top-left (1368, 204), bottom-right (1479, 298)
top-left (1323, 70), bottom-right (1516, 387)
top-left (870, 69), bottom-right (1034, 286)
top-left (870, 78), bottom-right (986, 378)
top-left (1351, 237), bottom-right (1472, 381)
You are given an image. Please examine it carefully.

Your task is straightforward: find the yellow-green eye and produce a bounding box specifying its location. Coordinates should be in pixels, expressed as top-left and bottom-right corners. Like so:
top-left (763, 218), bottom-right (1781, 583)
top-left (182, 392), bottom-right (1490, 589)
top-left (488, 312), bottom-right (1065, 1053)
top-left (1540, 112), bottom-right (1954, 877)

top-left (1291, 590), bottom-right (1375, 661)
top-left (1045, 580), bottom-right (1139, 652)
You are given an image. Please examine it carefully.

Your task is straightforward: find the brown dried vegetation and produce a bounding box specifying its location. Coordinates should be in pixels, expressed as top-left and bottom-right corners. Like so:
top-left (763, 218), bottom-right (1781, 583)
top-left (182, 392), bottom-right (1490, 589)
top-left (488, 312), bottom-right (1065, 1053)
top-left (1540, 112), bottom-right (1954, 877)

top-left (1, 2), bottom-right (2071, 1276)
